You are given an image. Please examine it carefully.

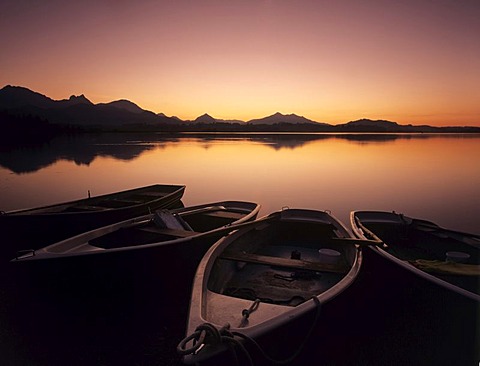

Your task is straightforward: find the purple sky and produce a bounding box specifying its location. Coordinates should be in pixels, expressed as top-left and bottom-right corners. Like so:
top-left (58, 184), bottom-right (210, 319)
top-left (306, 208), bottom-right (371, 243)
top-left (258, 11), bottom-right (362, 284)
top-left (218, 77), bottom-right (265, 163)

top-left (1, 0), bottom-right (479, 125)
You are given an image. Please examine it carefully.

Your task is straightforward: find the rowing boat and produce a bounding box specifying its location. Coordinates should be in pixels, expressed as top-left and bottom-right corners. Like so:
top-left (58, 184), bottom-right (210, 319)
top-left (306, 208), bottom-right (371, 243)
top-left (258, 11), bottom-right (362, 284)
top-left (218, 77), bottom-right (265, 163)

top-left (12, 201), bottom-right (261, 324)
top-left (9, 201), bottom-right (260, 363)
top-left (351, 211), bottom-right (480, 301)
top-left (1, 184), bottom-right (185, 257)
top-left (178, 208), bottom-right (363, 365)
top-left (13, 201), bottom-right (260, 261)
top-left (350, 210), bottom-right (480, 364)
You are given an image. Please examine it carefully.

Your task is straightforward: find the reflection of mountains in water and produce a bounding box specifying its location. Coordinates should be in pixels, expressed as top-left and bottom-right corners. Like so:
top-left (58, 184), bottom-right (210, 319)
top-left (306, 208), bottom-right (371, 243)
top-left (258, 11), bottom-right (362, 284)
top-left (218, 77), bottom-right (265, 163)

top-left (176, 132), bottom-right (409, 150)
top-left (1, 132), bottom-right (476, 173)
top-left (0, 133), bottom-right (181, 174)
top-left (186, 132), bottom-right (477, 149)
top-left (253, 133), bottom-right (404, 149)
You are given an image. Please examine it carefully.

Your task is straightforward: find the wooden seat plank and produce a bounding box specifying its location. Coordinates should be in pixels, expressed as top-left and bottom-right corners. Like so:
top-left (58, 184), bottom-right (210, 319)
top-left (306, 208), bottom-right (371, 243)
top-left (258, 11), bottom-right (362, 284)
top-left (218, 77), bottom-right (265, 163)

top-left (139, 226), bottom-right (199, 238)
top-left (203, 211), bottom-right (244, 220)
top-left (220, 251), bottom-right (349, 274)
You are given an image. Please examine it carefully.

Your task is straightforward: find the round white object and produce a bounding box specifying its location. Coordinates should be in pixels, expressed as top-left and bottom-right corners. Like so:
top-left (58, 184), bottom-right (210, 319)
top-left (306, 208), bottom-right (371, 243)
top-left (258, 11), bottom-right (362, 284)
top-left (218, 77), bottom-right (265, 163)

top-left (318, 249), bottom-right (341, 264)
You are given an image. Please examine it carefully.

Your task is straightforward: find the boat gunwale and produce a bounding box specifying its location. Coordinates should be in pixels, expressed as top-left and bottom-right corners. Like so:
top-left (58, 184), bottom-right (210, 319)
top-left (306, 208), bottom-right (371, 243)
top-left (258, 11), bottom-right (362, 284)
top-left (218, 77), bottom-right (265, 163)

top-left (350, 210), bottom-right (480, 302)
top-left (12, 201), bottom-right (261, 261)
top-left (3, 184), bottom-right (186, 216)
top-left (185, 208), bottom-right (362, 362)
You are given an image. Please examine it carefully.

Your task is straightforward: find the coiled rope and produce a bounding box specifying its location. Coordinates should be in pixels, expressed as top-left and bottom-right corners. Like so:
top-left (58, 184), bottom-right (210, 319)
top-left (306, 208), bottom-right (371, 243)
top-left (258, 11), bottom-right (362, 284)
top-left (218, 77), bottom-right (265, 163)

top-left (177, 296), bottom-right (322, 365)
top-left (177, 322), bottom-right (253, 365)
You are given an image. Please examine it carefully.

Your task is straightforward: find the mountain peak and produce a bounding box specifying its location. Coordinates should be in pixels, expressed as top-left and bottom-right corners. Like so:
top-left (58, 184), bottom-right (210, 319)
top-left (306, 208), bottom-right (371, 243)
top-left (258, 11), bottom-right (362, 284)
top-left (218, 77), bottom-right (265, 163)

top-left (66, 94), bottom-right (92, 104)
top-left (248, 112), bottom-right (328, 125)
top-left (194, 113), bottom-right (216, 123)
top-left (0, 85), bottom-right (54, 108)
top-left (272, 112), bottom-right (300, 118)
top-left (334, 118), bottom-right (405, 131)
top-left (102, 99), bottom-right (145, 114)
top-left (346, 118), bottom-right (399, 127)
top-left (56, 94), bottom-right (93, 107)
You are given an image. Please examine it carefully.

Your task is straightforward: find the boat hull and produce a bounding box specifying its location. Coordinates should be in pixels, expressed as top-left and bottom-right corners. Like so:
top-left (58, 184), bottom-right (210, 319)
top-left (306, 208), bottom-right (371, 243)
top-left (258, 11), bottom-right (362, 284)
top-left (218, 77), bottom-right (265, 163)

top-left (8, 201), bottom-right (260, 365)
top-left (1, 184), bottom-right (186, 258)
top-left (182, 209), bottom-right (363, 365)
top-left (351, 210), bottom-right (480, 365)
top-left (7, 234), bottom-right (215, 365)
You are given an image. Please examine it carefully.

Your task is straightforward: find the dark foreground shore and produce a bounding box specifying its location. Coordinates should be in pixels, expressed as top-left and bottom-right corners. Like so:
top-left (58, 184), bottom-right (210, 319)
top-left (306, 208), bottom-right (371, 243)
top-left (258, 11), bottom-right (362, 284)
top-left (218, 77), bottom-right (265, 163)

top-left (1, 246), bottom-right (478, 366)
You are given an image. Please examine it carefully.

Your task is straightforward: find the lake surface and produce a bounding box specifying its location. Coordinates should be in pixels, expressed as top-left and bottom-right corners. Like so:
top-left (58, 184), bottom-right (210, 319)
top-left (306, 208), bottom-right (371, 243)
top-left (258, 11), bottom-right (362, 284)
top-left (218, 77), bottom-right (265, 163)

top-left (1, 132), bottom-right (479, 234)
top-left (1, 132), bottom-right (479, 366)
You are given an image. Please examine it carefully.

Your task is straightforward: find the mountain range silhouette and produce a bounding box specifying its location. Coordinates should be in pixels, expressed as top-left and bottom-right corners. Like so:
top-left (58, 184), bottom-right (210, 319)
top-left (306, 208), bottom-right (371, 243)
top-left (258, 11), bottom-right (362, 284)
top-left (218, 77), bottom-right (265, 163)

top-left (1, 85), bottom-right (479, 133)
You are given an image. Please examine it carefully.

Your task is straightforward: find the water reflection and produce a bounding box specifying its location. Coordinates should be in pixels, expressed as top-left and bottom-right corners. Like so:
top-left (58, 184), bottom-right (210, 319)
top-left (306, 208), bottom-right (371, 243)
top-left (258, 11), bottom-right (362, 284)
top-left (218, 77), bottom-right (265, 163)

top-left (1, 132), bottom-right (479, 235)
top-left (1, 133), bottom-right (478, 174)
top-left (0, 134), bottom-right (163, 174)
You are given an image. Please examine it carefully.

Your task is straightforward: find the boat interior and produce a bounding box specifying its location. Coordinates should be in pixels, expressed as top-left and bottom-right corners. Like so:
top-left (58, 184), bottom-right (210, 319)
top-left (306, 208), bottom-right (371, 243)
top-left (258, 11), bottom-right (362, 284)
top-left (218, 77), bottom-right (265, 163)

top-left (19, 186), bottom-right (182, 214)
top-left (88, 206), bottom-right (247, 249)
top-left (208, 220), bottom-right (357, 307)
top-left (65, 192), bottom-right (166, 211)
top-left (357, 218), bottom-right (480, 295)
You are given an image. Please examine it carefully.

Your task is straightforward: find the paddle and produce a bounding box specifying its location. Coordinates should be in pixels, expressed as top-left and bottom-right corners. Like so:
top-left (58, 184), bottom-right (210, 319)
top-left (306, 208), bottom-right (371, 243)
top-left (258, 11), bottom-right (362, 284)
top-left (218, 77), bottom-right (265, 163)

top-left (174, 205), bottom-right (227, 216)
top-left (353, 217), bottom-right (387, 246)
top-left (194, 212), bottom-right (386, 248)
top-left (413, 220), bottom-right (480, 249)
top-left (183, 211), bottom-right (283, 240)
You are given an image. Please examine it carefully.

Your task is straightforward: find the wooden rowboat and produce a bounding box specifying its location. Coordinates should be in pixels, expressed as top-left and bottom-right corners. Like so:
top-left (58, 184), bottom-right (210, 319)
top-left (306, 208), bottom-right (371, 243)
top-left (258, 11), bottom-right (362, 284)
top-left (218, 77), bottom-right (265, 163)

top-left (350, 211), bottom-right (480, 301)
top-left (178, 208), bottom-right (363, 365)
top-left (1, 184), bottom-right (185, 257)
top-left (350, 210), bottom-right (480, 364)
top-left (13, 201), bottom-right (260, 261)
top-left (9, 201), bottom-right (260, 364)
top-left (12, 201), bottom-right (261, 314)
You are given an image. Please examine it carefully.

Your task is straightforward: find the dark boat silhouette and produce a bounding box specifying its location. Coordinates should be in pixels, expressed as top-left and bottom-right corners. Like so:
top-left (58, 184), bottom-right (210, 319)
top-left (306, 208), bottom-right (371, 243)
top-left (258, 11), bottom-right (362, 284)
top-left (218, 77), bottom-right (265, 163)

top-left (1, 184), bottom-right (185, 257)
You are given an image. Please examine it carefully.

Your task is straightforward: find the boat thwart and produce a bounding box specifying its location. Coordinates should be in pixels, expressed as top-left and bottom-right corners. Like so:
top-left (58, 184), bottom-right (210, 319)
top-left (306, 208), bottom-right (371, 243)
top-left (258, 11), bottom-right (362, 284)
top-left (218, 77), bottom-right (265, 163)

top-left (1, 183), bottom-right (186, 257)
top-left (178, 208), bottom-right (363, 365)
top-left (350, 210), bottom-right (480, 364)
top-left (13, 201), bottom-right (260, 260)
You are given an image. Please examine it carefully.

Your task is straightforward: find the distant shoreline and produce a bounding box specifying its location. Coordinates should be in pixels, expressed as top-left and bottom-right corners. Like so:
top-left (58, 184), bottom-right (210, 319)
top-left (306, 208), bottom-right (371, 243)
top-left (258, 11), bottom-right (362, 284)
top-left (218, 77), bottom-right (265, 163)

top-left (67, 123), bottom-right (480, 134)
top-left (2, 86), bottom-right (479, 136)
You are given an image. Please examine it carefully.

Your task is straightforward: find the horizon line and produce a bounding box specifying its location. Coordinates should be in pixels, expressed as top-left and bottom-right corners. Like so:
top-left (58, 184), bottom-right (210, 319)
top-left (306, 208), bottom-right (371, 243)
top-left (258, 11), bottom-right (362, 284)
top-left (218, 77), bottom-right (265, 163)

top-left (2, 84), bottom-right (479, 128)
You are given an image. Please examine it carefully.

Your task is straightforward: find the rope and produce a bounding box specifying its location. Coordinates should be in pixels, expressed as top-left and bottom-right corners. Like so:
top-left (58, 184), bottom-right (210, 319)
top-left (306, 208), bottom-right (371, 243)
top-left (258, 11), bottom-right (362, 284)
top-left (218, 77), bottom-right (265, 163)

top-left (233, 296), bottom-right (322, 365)
top-left (238, 299), bottom-right (260, 328)
top-left (176, 329), bottom-right (206, 356)
top-left (176, 296), bottom-right (322, 365)
top-left (177, 323), bottom-right (222, 355)
top-left (177, 322), bottom-right (253, 366)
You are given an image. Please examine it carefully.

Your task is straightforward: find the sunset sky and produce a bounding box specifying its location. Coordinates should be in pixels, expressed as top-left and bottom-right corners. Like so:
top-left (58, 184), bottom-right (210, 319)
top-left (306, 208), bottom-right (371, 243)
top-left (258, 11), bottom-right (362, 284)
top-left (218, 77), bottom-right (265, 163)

top-left (1, 0), bottom-right (479, 126)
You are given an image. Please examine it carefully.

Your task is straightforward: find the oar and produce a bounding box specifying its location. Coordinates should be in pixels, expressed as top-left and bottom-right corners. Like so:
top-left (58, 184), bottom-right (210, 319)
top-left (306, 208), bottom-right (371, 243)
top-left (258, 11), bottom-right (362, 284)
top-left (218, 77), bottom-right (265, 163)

top-left (413, 220), bottom-right (480, 247)
top-left (181, 211), bottom-right (283, 241)
top-left (174, 205), bottom-right (227, 216)
top-left (353, 217), bottom-right (388, 248)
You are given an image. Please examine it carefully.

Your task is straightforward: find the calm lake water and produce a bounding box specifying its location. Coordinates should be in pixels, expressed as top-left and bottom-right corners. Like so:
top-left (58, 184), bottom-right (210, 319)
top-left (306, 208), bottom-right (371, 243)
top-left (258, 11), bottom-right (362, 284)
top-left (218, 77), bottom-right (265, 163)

top-left (1, 132), bottom-right (479, 366)
top-left (1, 132), bottom-right (479, 235)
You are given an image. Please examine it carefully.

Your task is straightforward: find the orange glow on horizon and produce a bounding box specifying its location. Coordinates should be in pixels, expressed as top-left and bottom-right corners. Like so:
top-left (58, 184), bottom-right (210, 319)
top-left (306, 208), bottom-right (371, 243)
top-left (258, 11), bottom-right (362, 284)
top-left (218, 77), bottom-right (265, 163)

top-left (1, 1), bottom-right (479, 127)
